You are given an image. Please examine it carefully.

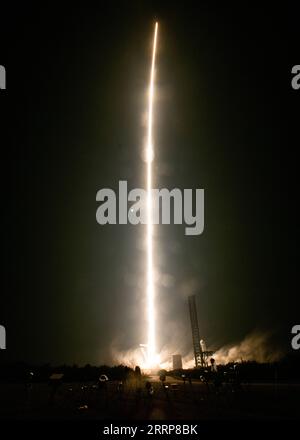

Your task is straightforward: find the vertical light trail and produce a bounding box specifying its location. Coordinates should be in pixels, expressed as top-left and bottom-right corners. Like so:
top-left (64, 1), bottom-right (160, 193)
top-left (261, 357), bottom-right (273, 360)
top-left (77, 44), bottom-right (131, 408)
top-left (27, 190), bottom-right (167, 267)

top-left (146, 22), bottom-right (158, 367)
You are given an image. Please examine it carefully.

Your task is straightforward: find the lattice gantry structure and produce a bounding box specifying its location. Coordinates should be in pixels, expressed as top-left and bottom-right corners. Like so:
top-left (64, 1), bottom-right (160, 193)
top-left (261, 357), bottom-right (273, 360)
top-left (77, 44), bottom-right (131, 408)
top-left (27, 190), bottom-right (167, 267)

top-left (188, 294), bottom-right (204, 367)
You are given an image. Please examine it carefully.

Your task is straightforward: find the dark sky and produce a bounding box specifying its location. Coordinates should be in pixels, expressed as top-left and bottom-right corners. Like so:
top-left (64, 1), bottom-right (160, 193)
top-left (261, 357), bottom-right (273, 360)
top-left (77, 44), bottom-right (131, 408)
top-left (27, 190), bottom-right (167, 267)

top-left (1, 2), bottom-right (299, 365)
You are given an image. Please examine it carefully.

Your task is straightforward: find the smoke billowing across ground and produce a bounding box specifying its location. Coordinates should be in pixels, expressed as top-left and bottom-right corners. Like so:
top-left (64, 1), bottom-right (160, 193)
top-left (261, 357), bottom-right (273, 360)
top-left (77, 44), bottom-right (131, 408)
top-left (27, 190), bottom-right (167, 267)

top-left (212, 332), bottom-right (283, 365)
top-left (111, 331), bottom-right (283, 370)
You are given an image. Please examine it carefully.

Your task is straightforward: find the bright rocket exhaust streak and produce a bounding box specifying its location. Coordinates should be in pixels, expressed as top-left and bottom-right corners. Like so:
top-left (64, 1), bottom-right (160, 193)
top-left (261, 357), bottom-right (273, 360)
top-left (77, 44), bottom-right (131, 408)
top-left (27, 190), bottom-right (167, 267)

top-left (146, 22), bottom-right (158, 368)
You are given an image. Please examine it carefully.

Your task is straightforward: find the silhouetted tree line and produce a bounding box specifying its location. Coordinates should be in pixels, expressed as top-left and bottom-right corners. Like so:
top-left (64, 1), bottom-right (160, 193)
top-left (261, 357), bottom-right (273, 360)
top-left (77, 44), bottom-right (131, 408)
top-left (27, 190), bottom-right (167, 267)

top-left (1, 352), bottom-right (300, 383)
top-left (0, 362), bottom-right (134, 383)
top-left (171, 353), bottom-right (300, 383)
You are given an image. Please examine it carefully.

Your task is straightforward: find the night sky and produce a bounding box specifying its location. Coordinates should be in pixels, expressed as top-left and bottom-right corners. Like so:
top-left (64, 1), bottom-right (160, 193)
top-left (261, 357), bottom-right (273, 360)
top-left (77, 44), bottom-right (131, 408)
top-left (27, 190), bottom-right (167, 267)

top-left (1, 3), bottom-right (299, 365)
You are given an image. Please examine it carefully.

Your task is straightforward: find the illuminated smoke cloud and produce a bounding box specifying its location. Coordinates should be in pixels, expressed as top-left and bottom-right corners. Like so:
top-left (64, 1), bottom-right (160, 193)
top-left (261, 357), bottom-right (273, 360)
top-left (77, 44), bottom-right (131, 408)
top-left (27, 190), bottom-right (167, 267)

top-left (213, 331), bottom-right (283, 364)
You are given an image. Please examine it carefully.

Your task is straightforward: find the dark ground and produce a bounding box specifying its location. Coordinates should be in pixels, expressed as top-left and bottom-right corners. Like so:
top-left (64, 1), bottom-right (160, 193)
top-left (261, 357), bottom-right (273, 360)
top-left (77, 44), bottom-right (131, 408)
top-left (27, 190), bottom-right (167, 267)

top-left (0, 375), bottom-right (299, 420)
